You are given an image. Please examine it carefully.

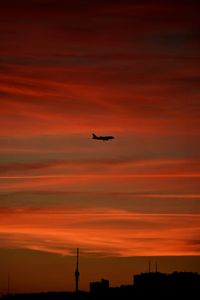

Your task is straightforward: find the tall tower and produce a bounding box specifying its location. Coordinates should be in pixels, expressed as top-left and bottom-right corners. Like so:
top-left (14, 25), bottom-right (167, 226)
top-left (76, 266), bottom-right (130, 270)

top-left (75, 248), bottom-right (80, 292)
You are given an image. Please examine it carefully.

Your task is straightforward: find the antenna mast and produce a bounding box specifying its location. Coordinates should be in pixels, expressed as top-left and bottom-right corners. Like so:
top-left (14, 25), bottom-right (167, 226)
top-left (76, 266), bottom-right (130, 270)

top-left (7, 273), bottom-right (10, 295)
top-left (148, 261), bottom-right (151, 273)
top-left (75, 248), bottom-right (80, 292)
top-left (155, 261), bottom-right (158, 273)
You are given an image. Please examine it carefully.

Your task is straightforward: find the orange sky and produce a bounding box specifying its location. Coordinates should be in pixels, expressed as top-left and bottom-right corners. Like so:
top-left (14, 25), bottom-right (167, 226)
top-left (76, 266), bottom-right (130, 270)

top-left (0, 0), bottom-right (200, 294)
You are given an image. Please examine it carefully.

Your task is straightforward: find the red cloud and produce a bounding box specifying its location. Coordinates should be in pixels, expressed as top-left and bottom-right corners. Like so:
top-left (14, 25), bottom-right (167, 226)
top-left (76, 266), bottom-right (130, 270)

top-left (0, 207), bottom-right (199, 256)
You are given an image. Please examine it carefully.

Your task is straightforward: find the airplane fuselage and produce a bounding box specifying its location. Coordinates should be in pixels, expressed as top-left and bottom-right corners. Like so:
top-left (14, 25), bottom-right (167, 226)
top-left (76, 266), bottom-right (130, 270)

top-left (92, 133), bottom-right (114, 141)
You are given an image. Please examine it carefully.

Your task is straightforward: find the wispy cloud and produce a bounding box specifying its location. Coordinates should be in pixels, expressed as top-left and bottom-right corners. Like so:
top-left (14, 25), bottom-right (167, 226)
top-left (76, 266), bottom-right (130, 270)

top-left (0, 0), bottom-right (200, 258)
top-left (0, 208), bottom-right (199, 256)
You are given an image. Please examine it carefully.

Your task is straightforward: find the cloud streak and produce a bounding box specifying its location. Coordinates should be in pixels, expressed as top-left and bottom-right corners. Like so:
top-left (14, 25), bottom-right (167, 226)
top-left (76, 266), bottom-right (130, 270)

top-left (0, 208), bottom-right (199, 256)
top-left (0, 0), bottom-right (200, 258)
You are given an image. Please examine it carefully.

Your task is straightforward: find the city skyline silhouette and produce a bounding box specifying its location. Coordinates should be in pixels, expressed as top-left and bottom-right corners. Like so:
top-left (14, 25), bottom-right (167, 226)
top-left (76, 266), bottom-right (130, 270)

top-left (1, 259), bottom-right (200, 299)
top-left (1, 250), bottom-right (200, 295)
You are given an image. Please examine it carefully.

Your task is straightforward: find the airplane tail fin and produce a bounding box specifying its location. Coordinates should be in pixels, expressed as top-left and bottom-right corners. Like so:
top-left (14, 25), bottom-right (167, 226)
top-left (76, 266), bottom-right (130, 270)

top-left (92, 133), bottom-right (97, 139)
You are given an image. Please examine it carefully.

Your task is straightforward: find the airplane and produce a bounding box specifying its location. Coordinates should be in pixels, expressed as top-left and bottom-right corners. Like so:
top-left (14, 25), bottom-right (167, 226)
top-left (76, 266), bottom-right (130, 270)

top-left (92, 133), bottom-right (115, 141)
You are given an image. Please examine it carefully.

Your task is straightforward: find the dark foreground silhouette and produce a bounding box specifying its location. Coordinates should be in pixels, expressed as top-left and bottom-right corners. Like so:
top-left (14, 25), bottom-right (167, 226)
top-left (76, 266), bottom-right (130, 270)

top-left (1, 272), bottom-right (200, 300)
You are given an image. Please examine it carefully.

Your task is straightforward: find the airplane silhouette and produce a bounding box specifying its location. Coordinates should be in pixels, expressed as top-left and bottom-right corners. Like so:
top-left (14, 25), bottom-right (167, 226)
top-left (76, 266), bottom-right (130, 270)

top-left (92, 133), bottom-right (114, 141)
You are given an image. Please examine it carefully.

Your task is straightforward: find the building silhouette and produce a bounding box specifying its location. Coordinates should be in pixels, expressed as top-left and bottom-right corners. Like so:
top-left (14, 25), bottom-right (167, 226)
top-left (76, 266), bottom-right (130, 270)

top-left (133, 271), bottom-right (200, 293)
top-left (134, 272), bottom-right (168, 288)
top-left (90, 278), bottom-right (109, 293)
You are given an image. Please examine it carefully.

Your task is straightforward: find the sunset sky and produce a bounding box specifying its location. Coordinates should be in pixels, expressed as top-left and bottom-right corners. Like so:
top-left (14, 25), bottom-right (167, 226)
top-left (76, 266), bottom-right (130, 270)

top-left (0, 0), bottom-right (200, 294)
